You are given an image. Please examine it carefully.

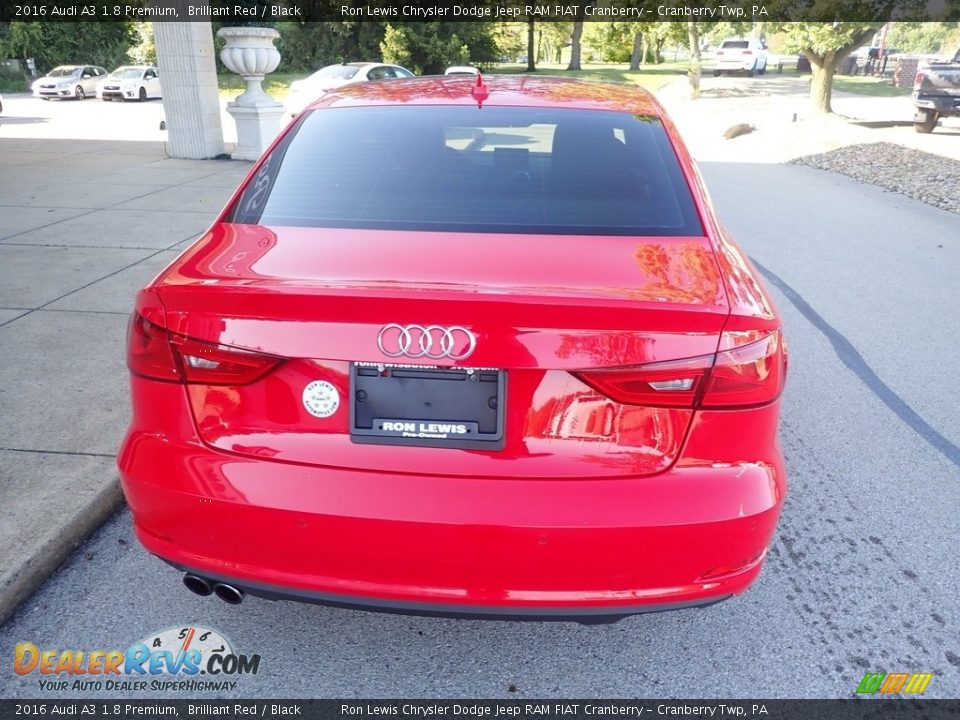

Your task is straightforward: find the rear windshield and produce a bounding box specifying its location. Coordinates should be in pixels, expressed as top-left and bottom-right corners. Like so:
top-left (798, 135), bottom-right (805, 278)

top-left (721, 41), bottom-right (750, 49)
top-left (230, 106), bottom-right (703, 236)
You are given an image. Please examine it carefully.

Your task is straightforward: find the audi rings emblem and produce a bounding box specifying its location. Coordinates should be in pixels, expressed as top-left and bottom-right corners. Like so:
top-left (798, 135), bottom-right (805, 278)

top-left (377, 324), bottom-right (477, 361)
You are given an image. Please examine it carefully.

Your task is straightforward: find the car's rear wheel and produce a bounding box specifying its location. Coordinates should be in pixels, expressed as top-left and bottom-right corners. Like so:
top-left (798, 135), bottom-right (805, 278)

top-left (914, 109), bottom-right (937, 134)
top-left (74, 85), bottom-right (85, 100)
top-left (139, 86), bottom-right (147, 102)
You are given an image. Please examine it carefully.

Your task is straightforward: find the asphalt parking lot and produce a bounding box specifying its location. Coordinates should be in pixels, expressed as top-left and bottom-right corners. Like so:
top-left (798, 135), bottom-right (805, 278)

top-left (1, 82), bottom-right (959, 699)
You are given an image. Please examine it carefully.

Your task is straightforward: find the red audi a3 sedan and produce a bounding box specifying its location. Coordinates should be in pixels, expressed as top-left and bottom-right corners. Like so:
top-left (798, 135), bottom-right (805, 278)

top-left (118, 75), bottom-right (787, 621)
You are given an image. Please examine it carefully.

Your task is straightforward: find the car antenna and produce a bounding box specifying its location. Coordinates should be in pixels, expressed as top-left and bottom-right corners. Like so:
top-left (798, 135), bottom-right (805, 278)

top-left (471, 73), bottom-right (489, 109)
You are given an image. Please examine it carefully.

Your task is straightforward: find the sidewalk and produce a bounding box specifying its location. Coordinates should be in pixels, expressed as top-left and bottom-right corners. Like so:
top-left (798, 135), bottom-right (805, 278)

top-left (0, 137), bottom-right (250, 624)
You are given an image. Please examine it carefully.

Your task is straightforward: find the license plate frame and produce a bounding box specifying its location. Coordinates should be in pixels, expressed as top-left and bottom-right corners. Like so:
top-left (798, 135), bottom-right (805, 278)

top-left (349, 363), bottom-right (506, 450)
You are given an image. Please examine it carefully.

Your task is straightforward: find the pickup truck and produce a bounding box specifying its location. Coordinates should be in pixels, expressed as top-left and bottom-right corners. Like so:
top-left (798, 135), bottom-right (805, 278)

top-left (913, 48), bottom-right (960, 133)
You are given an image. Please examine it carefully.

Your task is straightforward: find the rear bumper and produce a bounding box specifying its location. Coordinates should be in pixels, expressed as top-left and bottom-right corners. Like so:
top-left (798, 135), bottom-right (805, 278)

top-left (119, 427), bottom-right (785, 617)
top-left (715, 61), bottom-right (757, 71)
top-left (914, 94), bottom-right (960, 116)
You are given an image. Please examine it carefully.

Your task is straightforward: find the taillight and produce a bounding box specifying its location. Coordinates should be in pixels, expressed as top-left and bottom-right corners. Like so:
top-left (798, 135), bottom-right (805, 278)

top-left (914, 72), bottom-right (924, 89)
top-left (127, 313), bottom-right (180, 382)
top-left (717, 50), bottom-right (724, 56)
top-left (574, 330), bottom-right (786, 410)
top-left (575, 355), bottom-right (713, 408)
top-left (701, 330), bottom-right (786, 409)
top-left (742, 50), bottom-right (753, 55)
top-left (127, 312), bottom-right (282, 385)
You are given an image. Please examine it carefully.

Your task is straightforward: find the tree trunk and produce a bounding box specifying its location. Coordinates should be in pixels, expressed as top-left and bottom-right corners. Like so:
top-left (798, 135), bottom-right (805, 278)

top-left (630, 32), bottom-right (643, 70)
top-left (526, 20), bottom-right (536, 72)
top-left (687, 22), bottom-right (701, 99)
top-left (808, 51), bottom-right (838, 114)
top-left (568, 20), bottom-right (583, 71)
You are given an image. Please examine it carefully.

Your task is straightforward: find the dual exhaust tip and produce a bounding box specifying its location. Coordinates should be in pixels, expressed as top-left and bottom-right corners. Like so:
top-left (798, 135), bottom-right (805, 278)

top-left (183, 573), bottom-right (245, 605)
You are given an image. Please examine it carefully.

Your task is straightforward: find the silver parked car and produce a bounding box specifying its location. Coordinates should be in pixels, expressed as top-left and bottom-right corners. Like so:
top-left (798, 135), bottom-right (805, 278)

top-left (32, 65), bottom-right (107, 100)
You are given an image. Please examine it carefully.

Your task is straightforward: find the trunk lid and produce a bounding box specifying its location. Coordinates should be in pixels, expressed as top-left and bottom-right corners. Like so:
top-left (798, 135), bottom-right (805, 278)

top-left (154, 223), bottom-right (730, 478)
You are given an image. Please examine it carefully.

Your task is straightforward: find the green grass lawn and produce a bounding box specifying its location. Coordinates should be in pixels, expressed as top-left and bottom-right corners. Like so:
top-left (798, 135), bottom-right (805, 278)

top-left (832, 75), bottom-right (912, 97)
top-left (493, 62), bottom-right (687, 91)
top-left (218, 72), bottom-right (306, 100)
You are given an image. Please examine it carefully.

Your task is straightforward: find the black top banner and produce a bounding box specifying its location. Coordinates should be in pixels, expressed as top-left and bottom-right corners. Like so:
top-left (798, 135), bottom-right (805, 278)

top-left (3, 0), bottom-right (959, 23)
top-left (4, 700), bottom-right (960, 720)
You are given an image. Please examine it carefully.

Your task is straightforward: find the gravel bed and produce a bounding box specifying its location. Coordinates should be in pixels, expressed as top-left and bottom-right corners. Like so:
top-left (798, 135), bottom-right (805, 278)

top-left (790, 141), bottom-right (960, 215)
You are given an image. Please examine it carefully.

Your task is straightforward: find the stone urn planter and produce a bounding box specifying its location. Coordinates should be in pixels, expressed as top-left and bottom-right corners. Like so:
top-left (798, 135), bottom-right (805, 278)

top-left (217, 26), bottom-right (285, 161)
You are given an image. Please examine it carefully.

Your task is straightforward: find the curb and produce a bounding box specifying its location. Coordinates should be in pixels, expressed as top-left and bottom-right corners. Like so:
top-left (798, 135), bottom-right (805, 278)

top-left (0, 477), bottom-right (124, 627)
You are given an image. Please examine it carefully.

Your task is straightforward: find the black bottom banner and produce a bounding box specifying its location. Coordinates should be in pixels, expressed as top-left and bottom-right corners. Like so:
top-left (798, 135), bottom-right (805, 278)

top-left (1, 700), bottom-right (959, 720)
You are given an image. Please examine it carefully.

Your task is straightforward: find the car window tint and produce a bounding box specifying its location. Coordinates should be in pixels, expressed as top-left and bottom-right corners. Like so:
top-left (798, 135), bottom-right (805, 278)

top-left (722, 41), bottom-right (749, 49)
top-left (232, 106), bottom-right (703, 237)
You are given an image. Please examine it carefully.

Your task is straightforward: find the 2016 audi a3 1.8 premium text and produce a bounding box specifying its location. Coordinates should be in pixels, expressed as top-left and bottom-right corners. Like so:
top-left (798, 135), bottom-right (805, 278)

top-left (118, 75), bottom-right (787, 620)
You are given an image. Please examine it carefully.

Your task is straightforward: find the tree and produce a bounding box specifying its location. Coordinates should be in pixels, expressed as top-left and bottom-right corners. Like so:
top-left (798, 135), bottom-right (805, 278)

top-left (526, 19), bottom-right (536, 71)
top-left (783, 23), bottom-right (881, 113)
top-left (380, 22), bottom-right (499, 75)
top-left (885, 21), bottom-right (960, 54)
top-left (568, 18), bottom-right (584, 70)
top-left (0, 22), bottom-right (133, 72)
top-left (127, 22), bottom-right (155, 65)
top-left (687, 22), bottom-right (702, 98)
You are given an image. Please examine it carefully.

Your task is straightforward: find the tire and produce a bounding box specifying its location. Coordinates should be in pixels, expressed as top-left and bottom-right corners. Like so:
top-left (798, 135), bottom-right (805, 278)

top-left (914, 109), bottom-right (937, 134)
top-left (74, 85), bottom-right (85, 100)
top-left (139, 86), bottom-right (147, 102)
top-left (746, 64), bottom-right (756, 77)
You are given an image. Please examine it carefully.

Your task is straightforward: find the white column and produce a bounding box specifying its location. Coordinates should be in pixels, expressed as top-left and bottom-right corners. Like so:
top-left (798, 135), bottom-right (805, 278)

top-left (153, 21), bottom-right (225, 159)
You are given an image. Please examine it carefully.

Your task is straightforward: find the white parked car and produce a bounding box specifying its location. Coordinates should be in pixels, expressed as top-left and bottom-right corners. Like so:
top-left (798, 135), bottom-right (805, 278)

top-left (713, 39), bottom-right (768, 76)
top-left (285, 62), bottom-right (414, 116)
top-left (97, 66), bottom-right (162, 102)
top-left (444, 66), bottom-right (480, 76)
top-left (32, 65), bottom-right (107, 100)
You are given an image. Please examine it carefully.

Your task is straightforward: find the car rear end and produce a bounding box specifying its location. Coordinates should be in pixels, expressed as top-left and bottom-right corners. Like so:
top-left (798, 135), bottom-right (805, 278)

top-left (715, 40), bottom-right (757, 73)
top-left (913, 52), bottom-right (960, 126)
top-left (118, 77), bottom-right (786, 619)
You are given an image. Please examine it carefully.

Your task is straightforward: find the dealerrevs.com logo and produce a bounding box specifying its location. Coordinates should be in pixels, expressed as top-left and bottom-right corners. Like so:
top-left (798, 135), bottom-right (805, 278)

top-left (14, 626), bottom-right (261, 693)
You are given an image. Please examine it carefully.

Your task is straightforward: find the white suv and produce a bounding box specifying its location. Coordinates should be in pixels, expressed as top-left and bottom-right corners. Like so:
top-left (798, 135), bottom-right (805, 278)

top-left (714, 39), bottom-right (768, 76)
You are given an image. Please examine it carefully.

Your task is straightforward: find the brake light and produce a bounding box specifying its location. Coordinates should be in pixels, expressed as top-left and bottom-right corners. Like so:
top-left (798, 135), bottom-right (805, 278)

top-left (742, 50), bottom-right (753, 55)
top-left (127, 313), bottom-right (180, 382)
top-left (127, 312), bottom-right (282, 385)
top-left (701, 330), bottom-right (785, 409)
top-left (575, 355), bottom-right (713, 408)
top-left (914, 72), bottom-right (924, 89)
top-left (574, 330), bottom-right (785, 410)
top-left (717, 50), bottom-right (724, 56)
